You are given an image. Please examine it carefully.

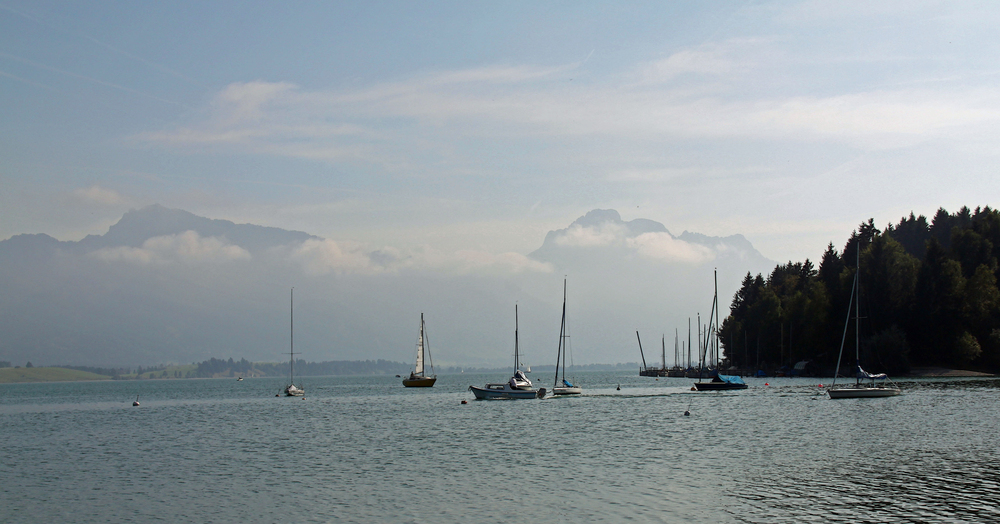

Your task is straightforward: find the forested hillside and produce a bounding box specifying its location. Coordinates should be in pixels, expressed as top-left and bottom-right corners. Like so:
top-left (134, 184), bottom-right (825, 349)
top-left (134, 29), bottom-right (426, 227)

top-left (721, 206), bottom-right (1000, 375)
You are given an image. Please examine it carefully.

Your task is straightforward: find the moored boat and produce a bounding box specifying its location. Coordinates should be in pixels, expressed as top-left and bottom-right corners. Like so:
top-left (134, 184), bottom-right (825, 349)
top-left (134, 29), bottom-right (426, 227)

top-left (551, 279), bottom-right (581, 396)
top-left (283, 288), bottom-right (304, 397)
top-left (694, 270), bottom-right (747, 391)
top-left (402, 313), bottom-right (437, 387)
top-left (828, 246), bottom-right (901, 399)
top-left (468, 305), bottom-right (545, 400)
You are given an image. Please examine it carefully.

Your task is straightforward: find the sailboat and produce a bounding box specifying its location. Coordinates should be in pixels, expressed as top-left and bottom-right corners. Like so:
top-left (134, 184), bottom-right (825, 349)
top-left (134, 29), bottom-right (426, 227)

top-left (468, 305), bottom-right (545, 400)
top-left (828, 247), bottom-right (901, 399)
top-left (694, 270), bottom-right (747, 391)
top-left (552, 279), bottom-right (581, 395)
top-left (283, 288), bottom-right (304, 397)
top-left (402, 313), bottom-right (437, 387)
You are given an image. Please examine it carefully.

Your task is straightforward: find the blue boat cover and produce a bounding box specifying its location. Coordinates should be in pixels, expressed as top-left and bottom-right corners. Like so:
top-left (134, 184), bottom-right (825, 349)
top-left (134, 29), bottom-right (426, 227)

top-left (562, 379), bottom-right (575, 387)
top-left (856, 365), bottom-right (887, 380)
top-left (717, 374), bottom-right (746, 385)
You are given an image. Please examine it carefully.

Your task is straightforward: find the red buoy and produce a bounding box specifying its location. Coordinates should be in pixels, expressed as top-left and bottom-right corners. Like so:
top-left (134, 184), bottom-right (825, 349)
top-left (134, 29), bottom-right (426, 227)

top-left (764, 382), bottom-right (769, 386)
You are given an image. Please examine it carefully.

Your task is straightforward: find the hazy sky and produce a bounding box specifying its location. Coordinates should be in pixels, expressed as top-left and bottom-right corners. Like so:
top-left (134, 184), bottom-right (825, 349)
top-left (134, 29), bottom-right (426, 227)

top-left (3, 1), bottom-right (999, 264)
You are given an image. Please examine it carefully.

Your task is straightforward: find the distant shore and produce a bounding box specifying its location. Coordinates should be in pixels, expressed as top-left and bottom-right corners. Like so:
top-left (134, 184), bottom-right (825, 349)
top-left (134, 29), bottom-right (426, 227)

top-left (905, 367), bottom-right (995, 378)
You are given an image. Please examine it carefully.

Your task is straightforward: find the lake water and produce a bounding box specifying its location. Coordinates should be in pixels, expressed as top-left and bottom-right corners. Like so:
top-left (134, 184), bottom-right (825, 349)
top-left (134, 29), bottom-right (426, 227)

top-left (2, 372), bottom-right (998, 523)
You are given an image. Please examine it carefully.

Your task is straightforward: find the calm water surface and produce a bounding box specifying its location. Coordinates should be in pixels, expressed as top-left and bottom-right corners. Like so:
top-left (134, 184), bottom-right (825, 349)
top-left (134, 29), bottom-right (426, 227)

top-left (2, 372), bottom-right (998, 523)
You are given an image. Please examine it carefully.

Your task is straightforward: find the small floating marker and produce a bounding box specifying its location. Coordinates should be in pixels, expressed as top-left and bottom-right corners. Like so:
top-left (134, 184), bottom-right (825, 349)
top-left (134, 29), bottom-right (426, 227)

top-left (275, 394), bottom-right (280, 397)
top-left (616, 384), bottom-right (621, 391)
top-left (818, 384), bottom-right (823, 388)
top-left (461, 400), bottom-right (467, 405)
top-left (690, 386), bottom-right (696, 391)
top-left (764, 382), bottom-right (769, 386)
top-left (684, 410), bottom-right (690, 416)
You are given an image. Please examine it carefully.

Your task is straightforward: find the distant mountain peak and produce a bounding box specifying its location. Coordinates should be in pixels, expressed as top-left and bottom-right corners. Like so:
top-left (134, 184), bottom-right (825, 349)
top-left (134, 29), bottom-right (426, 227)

top-left (75, 204), bottom-right (318, 253)
top-left (530, 208), bottom-right (771, 269)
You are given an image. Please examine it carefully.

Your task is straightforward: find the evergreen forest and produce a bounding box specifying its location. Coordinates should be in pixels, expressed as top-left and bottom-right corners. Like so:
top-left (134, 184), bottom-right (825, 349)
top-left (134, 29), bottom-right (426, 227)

top-left (720, 206), bottom-right (1000, 375)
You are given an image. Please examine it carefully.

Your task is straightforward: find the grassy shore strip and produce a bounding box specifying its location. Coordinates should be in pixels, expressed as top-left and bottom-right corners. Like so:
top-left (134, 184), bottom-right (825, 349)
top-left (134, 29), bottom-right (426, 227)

top-left (0, 367), bottom-right (112, 384)
top-left (906, 367), bottom-right (995, 377)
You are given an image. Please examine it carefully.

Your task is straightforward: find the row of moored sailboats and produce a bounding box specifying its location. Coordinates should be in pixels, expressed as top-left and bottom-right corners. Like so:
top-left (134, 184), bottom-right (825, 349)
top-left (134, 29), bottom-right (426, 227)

top-left (285, 253), bottom-right (901, 400)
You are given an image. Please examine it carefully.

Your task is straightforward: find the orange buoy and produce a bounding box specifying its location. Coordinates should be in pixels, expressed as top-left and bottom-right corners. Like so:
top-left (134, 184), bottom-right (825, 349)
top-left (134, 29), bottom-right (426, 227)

top-left (690, 386), bottom-right (696, 391)
top-left (461, 400), bottom-right (467, 404)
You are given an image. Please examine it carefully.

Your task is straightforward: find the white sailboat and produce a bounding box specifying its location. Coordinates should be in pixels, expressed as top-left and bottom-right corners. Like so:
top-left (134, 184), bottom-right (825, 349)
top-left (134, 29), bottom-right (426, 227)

top-left (468, 305), bottom-right (545, 400)
top-left (402, 313), bottom-right (437, 387)
top-left (552, 279), bottom-right (581, 395)
top-left (283, 288), bottom-right (304, 397)
top-left (828, 247), bottom-right (900, 399)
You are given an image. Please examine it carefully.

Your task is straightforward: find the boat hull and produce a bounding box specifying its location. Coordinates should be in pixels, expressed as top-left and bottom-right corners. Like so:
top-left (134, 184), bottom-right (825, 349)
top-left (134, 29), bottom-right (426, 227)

top-left (552, 386), bottom-right (582, 395)
top-left (469, 384), bottom-right (544, 400)
top-left (284, 385), bottom-right (304, 397)
top-left (402, 376), bottom-right (437, 387)
top-left (828, 387), bottom-right (900, 399)
top-left (693, 382), bottom-right (748, 391)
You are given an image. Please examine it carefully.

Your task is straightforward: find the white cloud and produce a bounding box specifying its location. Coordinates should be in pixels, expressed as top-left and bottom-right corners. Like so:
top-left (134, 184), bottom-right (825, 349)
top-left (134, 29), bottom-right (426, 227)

top-left (627, 232), bottom-right (715, 264)
top-left (553, 223), bottom-right (625, 248)
top-left (451, 250), bottom-right (553, 274)
top-left (72, 185), bottom-right (126, 206)
top-left (290, 238), bottom-right (377, 275)
top-left (90, 231), bottom-right (251, 264)
top-left (286, 238), bottom-right (553, 276)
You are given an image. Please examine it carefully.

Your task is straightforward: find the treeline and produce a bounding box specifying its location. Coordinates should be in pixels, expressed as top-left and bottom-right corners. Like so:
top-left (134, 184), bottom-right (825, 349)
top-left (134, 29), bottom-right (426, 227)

top-left (720, 206), bottom-right (1000, 375)
top-left (193, 357), bottom-right (410, 377)
top-left (60, 365), bottom-right (133, 378)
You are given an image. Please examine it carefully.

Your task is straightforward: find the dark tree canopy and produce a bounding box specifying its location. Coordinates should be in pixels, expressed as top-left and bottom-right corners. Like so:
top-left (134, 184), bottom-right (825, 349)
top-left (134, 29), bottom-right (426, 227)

top-left (719, 206), bottom-right (1000, 375)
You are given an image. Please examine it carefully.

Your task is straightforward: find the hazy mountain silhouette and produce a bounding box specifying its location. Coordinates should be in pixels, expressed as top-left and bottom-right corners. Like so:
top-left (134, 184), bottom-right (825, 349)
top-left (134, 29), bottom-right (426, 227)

top-left (0, 206), bottom-right (776, 368)
top-left (73, 204), bottom-right (317, 253)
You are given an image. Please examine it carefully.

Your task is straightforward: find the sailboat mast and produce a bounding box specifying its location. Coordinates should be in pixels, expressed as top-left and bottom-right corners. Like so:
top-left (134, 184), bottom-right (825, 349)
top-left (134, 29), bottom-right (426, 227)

top-left (561, 279), bottom-right (567, 382)
top-left (855, 245), bottom-right (861, 386)
top-left (514, 304), bottom-right (519, 374)
top-left (554, 280), bottom-right (566, 389)
top-left (714, 269), bottom-right (720, 370)
top-left (290, 287), bottom-right (294, 385)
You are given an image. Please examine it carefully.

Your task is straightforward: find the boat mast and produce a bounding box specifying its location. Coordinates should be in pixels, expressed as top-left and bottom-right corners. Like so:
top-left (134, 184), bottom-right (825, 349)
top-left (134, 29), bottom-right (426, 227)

top-left (290, 287), bottom-right (294, 386)
top-left (554, 279), bottom-right (567, 388)
top-left (514, 304), bottom-right (519, 374)
top-left (714, 269), bottom-right (720, 370)
top-left (415, 313), bottom-right (425, 376)
top-left (636, 331), bottom-right (647, 371)
top-left (855, 246), bottom-right (861, 386)
top-left (661, 334), bottom-right (666, 371)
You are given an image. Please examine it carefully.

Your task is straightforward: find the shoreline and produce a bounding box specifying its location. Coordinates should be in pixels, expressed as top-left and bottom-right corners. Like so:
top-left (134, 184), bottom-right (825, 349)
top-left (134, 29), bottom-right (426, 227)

top-left (905, 367), bottom-right (995, 378)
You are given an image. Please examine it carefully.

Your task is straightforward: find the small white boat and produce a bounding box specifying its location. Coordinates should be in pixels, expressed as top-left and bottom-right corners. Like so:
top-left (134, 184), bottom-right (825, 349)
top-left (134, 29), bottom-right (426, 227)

top-left (552, 279), bottom-right (581, 396)
top-left (283, 288), bottom-right (304, 397)
top-left (828, 248), bottom-right (901, 399)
